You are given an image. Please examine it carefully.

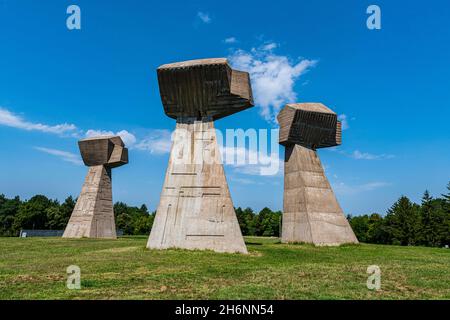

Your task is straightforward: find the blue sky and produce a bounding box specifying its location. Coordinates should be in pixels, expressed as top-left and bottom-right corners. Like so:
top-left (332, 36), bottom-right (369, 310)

top-left (0, 0), bottom-right (449, 215)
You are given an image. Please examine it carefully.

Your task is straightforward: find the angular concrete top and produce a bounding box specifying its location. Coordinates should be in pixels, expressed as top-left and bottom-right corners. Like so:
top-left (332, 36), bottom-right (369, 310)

top-left (285, 103), bottom-right (335, 114)
top-left (158, 58), bottom-right (227, 69)
top-left (78, 136), bottom-right (128, 168)
top-left (278, 103), bottom-right (342, 149)
top-left (157, 58), bottom-right (254, 120)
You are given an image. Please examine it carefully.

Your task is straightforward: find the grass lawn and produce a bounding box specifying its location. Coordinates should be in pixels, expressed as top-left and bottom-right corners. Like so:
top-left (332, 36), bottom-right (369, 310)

top-left (0, 236), bottom-right (448, 299)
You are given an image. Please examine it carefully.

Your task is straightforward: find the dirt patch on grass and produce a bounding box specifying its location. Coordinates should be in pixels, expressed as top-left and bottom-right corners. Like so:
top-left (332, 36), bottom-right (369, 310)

top-left (86, 246), bottom-right (140, 254)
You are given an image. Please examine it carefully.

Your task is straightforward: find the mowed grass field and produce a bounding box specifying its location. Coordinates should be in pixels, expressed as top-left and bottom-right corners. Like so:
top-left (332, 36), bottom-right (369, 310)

top-left (0, 236), bottom-right (449, 299)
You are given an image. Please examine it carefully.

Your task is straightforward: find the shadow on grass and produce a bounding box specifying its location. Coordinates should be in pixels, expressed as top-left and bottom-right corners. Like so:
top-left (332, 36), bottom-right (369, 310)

top-left (245, 241), bottom-right (263, 245)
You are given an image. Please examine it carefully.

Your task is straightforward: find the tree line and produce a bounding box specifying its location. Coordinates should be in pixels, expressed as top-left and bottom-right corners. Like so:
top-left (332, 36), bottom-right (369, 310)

top-left (348, 183), bottom-right (450, 247)
top-left (0, 182), bottom-right (448, 247)
top-left (0, 193), bottom-right (282, 238)
top-left (0, 195), bottom-right (155, 237)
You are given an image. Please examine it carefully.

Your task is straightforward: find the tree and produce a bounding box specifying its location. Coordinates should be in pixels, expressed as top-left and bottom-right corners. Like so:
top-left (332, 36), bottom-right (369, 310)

top-left (384, 196), bottom-right (422, 246)
top-left (235, 207), bottom-right (248, 235)
top-left (0, 195), bottom-right (21, 236)
top-left (45, 206), bottom-right (64, 230)
top-left (348, 214), bottom-right (369, 243)
top-left (114, 202), bottom-right (129, 218)
top-left (243, 207), bottom-right (257, 236)
top-left (133, 215), bottom-right (154, 235)
top-left (442, 182), bottom-right (450, 203)
top-left (116, 212), bottom-right (134, 234)
top-left (256, 207), bottom-right (282, 237)
top-left (45, 196), bottom-right (76, 230)
top-left (60, 196), bottom-right (76, 225)
top-left (113, 201), bottom-right (154, 235)
top-left (13, 195), bottom-right (56, 232)
top-left (418, 191), bottom-right (448, 247)
top-left (443, 182), bottom-right (450, 246)
top-left (419, 190), bottom-right (434, 246)
top-left (366, 213), bottom-right (389, 244)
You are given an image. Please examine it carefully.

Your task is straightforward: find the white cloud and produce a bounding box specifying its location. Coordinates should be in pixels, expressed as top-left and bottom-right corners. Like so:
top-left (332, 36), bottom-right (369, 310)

top-left (261, 42), bottom-right (278, 51)
top-left (221, 146), bottom-right (282, 176)
top-left (85, 129), bottom-right (137, 147)
top-left (333, 180), bottom-right (391, 195)
top-left (134, 129), bottom-right (172, 155)
top-left (327, 147), bottom-right (395, 160)
top-left (34, 147), bottom-right (83, 165)
top-left (351, 150), bottom-right (395, 160)
top-left (197, 11), bottom-right (211, 23)
top-left (338, 114), bottom-right (349, 130)
top-left (361, 181), bottom-right (392, 190)
top-left (229, 176), bottom-right (262, 185)
top-left (229, 44), bottom-right (317, 122)
top-left (0, 107), bottom-right (77, 135)
top-left (116, 130), bottom-right (137, 146)
top-left (224, 37), bottom-right (237, 44)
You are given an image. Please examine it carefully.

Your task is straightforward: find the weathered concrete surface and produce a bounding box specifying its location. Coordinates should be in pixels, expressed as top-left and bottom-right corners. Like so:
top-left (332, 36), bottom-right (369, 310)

top-left (157, 58), bottom-right (253, 120)
top-left (63, 165), bottom-right (116, 238)
top-left (63, 136), bottom-right (128, 239)
top-left (147, 119), bottom-right (247, 253)
top-left (148, 58), bottom-right (252, 254)
top-left (282, 144), bottom-right (358, 245)
top-left (278, 103), bottom-right (342, 149)
top-left (278, 103), bottom-right (358, 245)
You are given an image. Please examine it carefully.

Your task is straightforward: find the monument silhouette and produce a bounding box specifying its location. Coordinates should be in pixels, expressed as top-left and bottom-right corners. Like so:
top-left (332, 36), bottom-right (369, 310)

top-left (147, 58), bottom-right (253, 253)
top-left (278, 103), bottom-right (358, 245)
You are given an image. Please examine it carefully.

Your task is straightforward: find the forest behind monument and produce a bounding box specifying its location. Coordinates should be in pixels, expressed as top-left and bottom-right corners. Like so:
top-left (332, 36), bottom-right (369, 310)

top-left (0, 182), bottom-right (449, 248)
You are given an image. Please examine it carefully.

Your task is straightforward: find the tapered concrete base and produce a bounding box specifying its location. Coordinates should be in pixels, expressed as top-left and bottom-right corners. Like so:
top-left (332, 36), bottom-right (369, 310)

top-left (282, 145), bottom-right (358, 245)
top-left (147, 119), bottom-right (248, 254)
top-left (63, 165), bottom-right (117, 239)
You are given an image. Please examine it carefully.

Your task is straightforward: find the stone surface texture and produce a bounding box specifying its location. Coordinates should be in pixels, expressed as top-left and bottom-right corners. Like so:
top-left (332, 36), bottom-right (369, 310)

top-left (157, 58), bottom-right (253, 120)
top-left (147, 119), bottom-right (247, 253)
top-left (278, 103), bottom-right (342, 149)
top-left (148, 58), bottom-right (252, 254)
top-left (278, 103), bottom-right (358, 245)
top-left (63, 136), bottom-right (128, 239)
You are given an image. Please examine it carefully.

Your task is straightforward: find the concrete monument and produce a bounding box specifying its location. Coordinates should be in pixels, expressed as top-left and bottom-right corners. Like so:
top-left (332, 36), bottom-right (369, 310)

top-left (147, 58), bottom-right (253, 254)
top-left (63, 136), bottom-right (128, 239)
top-left (278, 103), bottom-right (358, 245)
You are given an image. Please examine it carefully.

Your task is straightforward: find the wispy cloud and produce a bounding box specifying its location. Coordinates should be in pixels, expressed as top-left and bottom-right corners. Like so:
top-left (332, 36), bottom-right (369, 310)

top-left (351, 150), bottom-right (395, 160)
top-left (261, 42), bottom-right (278, 51)
top-left (221, 146), bottom-right (282, 176)
top-left (333, 180), bottom-right (391, 195)
top-left (223, 37), bottom-right (237, 44)
top-left (197, 11), bottom-right (211, 24)
top-left (1, 107), bottom-right (175, 159)
top-left (0, 107), bottom-right (77, 136)
top-left (85, 129), bottom-right (137, 147)
top-left (229, 176), bottom-right (263, 185)
top-left (229, 43), bottom-right (317, 123)
top-left (34, 147), bottom-right (83, 165)
top-left (134, 129), bottom-right (172, 155)
top-left (338, 114), bottom-right (350, 130)
top-left (327, 147), bottom-right (395, 160)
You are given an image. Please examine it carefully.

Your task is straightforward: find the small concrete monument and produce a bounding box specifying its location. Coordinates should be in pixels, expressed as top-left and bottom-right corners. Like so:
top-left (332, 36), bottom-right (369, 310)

top-left (63, 136), bottom-right (128, 239)
top-left (147, 58), bottom-right (253, 254)
top-left (278, 103), bottom-right (358, 245)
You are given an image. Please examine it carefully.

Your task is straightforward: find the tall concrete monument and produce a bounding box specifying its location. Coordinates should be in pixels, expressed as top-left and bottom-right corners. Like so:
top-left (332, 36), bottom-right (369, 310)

top-left (278, 103), bottom-right (358, 245)
top-left (63, 136), bottom-right (128, 239)
top-left (147, 58), bottom-right (253, 254)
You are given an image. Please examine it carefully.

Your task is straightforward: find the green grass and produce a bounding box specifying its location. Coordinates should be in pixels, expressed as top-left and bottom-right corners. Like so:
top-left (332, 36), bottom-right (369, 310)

top-left (0, 236), bottom-right (449, 299)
